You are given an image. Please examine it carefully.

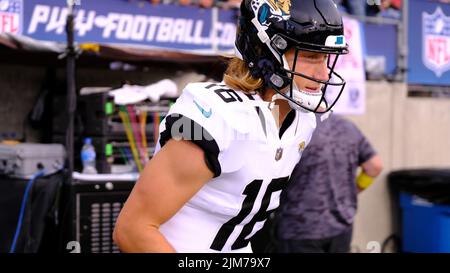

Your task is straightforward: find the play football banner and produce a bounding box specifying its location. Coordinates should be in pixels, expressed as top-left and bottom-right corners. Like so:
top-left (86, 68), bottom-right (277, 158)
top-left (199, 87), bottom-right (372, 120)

top-left (0, 0), bottom-right (237, 55)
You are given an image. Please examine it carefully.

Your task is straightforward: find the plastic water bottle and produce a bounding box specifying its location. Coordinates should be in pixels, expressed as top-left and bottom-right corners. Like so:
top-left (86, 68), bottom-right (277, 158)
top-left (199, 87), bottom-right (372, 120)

top-left (81, 138), bottom-right (98, 174)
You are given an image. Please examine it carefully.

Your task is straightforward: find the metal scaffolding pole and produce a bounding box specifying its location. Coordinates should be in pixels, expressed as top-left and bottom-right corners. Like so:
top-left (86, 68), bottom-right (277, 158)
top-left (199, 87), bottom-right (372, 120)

top-left (65, 0), bottom-right (78, 181)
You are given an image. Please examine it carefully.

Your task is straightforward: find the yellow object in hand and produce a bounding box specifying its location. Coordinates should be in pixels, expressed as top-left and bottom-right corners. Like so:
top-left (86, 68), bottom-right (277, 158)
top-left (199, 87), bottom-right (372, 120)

top-left (356, 171), bottom-right (374, 190)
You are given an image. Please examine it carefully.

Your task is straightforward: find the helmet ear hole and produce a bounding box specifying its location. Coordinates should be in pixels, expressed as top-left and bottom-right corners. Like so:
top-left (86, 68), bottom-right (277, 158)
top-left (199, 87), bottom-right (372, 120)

top-left (270, 74), bottom-right (285, 88)
top-left (271, 35), bottom-right (288, 51)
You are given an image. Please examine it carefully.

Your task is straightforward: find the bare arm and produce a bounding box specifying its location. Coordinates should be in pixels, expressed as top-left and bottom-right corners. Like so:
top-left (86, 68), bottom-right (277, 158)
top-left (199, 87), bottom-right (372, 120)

top-left (357, 154), bottom-right (383, 193)
top-left (361, 154), bottom-right (383, 178)
top-left (113, 139), bottom-right (214, 252)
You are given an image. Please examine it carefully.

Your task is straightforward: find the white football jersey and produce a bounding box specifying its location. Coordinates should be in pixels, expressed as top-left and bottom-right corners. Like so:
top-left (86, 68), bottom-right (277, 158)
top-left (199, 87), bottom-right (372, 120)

top-left (154, 82), bottom-right (319, 252)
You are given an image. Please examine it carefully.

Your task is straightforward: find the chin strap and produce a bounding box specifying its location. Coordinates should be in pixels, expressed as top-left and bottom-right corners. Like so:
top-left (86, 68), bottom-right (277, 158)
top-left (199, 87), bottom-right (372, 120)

top-left (289, 87), bottom-right (326, 112)
top-left (270, 86), bottom-right (327, 113)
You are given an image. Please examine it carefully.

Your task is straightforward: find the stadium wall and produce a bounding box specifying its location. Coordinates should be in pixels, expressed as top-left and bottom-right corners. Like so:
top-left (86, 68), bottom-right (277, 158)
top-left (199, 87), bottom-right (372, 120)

top-left (347, 81), bottom-right (450, 252)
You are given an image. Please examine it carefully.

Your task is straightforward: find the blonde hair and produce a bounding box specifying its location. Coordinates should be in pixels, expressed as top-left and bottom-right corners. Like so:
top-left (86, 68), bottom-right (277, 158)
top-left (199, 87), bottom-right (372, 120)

top-left (223, 58), bottom-right (264, 94)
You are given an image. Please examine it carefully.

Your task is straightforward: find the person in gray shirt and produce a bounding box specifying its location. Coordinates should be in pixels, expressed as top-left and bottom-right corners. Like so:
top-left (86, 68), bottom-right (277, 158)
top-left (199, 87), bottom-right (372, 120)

top-left (276, 114), bottom-right (383, 253)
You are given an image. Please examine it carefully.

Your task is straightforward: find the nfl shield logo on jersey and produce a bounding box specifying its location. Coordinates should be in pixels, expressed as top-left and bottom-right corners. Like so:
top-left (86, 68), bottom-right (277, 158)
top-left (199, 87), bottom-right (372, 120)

top-left (275, 147), bottom-right (283, 161)
top-left (422, 7), bottom-right (450, 77)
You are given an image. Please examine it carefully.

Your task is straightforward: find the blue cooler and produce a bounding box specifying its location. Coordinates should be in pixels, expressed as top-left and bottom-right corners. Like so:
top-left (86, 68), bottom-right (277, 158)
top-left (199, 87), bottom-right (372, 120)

top-left (400, 192), bottom-right (450, 253)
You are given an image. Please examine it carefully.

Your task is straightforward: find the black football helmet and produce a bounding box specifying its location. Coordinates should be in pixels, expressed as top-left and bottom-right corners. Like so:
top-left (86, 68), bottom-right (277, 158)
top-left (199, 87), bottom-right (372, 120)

top-left (235, 0), bottom-right (349, 113)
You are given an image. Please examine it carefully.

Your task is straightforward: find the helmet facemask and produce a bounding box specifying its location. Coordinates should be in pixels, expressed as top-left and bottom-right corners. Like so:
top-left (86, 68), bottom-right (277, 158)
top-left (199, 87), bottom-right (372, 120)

top-left (267, 35), bottom-right (347, 113)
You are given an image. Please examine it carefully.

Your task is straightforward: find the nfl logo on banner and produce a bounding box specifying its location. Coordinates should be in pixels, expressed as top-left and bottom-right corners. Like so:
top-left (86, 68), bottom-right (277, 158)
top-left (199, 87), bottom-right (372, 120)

top-left (0, 0), bottom-right (22, 35)
top-left (422, 7), bottom-right (450, 77)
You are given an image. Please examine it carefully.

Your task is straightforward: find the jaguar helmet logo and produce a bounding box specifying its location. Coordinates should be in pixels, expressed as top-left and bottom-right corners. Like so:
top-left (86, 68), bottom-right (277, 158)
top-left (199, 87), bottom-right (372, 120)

top-left (267, 0), bottom-right (291, 16)
top-left (252, 0), bottom-right (291, 27)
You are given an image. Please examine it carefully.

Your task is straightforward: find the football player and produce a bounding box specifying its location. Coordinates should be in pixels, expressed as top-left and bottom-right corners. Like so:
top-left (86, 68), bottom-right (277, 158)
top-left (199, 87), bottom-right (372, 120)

top-left (114, 0), bottom-right (348, 252)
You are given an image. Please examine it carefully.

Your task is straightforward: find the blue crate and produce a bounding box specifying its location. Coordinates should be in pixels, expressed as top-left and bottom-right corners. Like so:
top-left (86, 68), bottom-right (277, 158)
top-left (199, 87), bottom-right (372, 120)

top-left (400, 192), bottom-right (450, 253)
